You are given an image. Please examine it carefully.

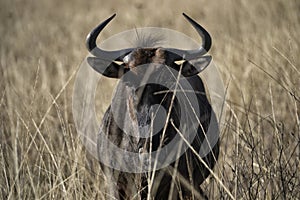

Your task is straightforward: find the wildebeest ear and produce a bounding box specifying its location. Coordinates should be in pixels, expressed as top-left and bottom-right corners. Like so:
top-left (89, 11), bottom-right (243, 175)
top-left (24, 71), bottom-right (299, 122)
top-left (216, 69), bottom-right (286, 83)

top-left (181, 56), bottom-right (212, 77)
top-left (87, 57), bottom-right (127, 78)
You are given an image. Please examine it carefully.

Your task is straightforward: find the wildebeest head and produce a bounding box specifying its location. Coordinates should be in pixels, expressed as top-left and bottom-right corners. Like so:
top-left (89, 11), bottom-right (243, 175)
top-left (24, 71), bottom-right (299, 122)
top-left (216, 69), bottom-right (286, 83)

top-left (86, 13), bottom-right (212, 78)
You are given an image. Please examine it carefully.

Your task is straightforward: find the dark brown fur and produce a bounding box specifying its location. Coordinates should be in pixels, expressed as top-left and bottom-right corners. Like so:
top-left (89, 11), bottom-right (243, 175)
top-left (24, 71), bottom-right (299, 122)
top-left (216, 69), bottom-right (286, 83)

top-left (98, 48), bottom-right (219, 200)
top-left (86, 14), bottom-right (219, 200)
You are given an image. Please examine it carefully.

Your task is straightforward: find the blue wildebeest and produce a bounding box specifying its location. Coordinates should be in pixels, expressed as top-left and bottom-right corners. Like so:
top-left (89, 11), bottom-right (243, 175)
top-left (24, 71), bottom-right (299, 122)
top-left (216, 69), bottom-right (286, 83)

top-left (86, 13), bottom-right (219, 200)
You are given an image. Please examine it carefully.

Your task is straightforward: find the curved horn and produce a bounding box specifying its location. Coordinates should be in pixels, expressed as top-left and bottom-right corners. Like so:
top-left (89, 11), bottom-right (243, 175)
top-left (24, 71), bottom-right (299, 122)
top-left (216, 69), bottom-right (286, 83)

top-left (86, 14), bottom-right (133, 60)
top-left (166, 13), bottom-right (212, 60)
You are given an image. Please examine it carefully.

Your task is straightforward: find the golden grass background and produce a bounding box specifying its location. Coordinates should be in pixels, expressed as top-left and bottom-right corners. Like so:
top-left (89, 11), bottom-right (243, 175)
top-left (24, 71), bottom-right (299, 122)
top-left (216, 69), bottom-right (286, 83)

top-left (1, 0), bottom-right (299, 199)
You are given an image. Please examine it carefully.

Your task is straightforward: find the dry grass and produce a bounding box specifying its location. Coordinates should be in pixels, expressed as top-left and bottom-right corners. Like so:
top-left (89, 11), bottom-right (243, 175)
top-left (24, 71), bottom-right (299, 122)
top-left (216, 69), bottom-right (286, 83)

top-left (1, 0), bottom-right (299, 199)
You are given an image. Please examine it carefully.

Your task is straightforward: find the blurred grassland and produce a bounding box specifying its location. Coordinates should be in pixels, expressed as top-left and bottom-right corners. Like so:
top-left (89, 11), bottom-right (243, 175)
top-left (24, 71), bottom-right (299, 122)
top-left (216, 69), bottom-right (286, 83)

top-left (0, 0), bottom-right (299, 199)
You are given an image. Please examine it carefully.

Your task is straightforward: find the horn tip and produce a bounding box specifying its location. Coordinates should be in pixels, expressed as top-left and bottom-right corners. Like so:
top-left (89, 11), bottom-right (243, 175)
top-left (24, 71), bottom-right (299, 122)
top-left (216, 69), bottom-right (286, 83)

top-left (182, 13), bottom-right (194, 23)
top-left (111, 13), bottom-right (116, 18)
